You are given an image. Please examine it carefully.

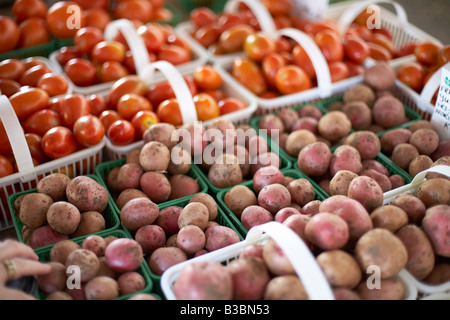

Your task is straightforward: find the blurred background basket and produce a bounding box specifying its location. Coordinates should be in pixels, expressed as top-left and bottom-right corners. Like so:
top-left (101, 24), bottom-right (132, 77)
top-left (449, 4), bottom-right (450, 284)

top-left (177, 0), bottom-right (226, 13)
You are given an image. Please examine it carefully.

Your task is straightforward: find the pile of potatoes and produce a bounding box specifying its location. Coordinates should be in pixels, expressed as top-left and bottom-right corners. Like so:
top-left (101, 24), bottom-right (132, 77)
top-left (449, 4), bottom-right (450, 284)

top-left (35, 235), bottom-right (158, 300)
top-left (117, 192), bottom-right (241, 277)
top-left (15, 174), bottom-right (110, 249)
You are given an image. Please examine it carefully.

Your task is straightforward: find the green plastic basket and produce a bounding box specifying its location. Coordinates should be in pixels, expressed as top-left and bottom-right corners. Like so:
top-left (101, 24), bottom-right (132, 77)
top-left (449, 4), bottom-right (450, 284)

top-left (163, 2), bottom-right (183, 26)
top-left (0, 41), bottom-right (55, 60)
top-left (216, 168), bottom-right (330, 238)
top-left (178, 0), bottom-right (226, 13)
top-left (95, 158), bottom-right (209, 216)
top-left (34, 229), bottom-right (154, 301)
top-left (8, 174), bottom-right (121, 252)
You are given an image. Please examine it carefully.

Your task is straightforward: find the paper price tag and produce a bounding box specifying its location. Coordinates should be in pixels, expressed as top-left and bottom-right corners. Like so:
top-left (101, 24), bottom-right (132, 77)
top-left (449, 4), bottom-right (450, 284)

top-left (292, 0), bottom-right (329, 21)
top-left (431, 66), bottom-right (450, 141)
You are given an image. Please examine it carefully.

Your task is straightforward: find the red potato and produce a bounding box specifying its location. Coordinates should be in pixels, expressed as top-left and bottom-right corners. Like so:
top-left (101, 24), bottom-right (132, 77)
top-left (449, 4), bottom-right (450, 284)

top-left (305, 212), bottom-right (349, 250)
top-left (239, 244), bottom-right (264, 260)
top-left (117, 272), bottom-right (146, 296)
top-left (277, 108), bottom-right (300, 132)
top-left (263, 239), bottom-right (295, 276)
top-left (431, 140), bottom-right (450, 161)
top-left (390, 175), bottom-right (406, 189)
top-left (333, 288), bottom-right (361, 300)
top-left (287, 179), bottom-right (315, 206)
top-left (241, 205), bottom-right (274, 231)
top-left (250, 152), bottom-right (282, 176)
top-left (329, 145), bottom-right (362, 177)
top-left (116, 163), bottom-right (144, 190)
top-left (177, 225), bottom-right (206, 255)
top-left (148, 247), bottom-right (187, 276)
top-left (115, 189), bottom-right (148, 210)
top-left (82, 235), bottom-right (107, 257)
top-left (139, 141), bottom-right (170, 172)
top-left (424, 263), bottom-right (450, 285)
top-left (409, 129), bottom-right (439, 156)
top-left (372, 95), bottom-right (405, 129)
top-left (205, 226), bottom-right (240, 252)
top-left (364, 62), bottom-right (396, 91)
top-left (168, 145), bottom-right (191, 175)
top-left (178, 202), bottom-right (209, 231)
top-left (357, 279), bottom-right (405, 300)
top-left (189, 193), bottom-right (218, 221)
top-left (65, 176), bottom-right (109, 213)
top-left (297, 142), bottom-right (332, 177)
top-left (298, 105), bottom-right (323, 120)
top-left (361, 160), bottom-right (390, 176)
top-left (344, 131), bottom-right (381, 161)
top-left (143, 122), bottom-right (177, 148)
top-left (342, 101), bottom-right (372, 130)
top-left (106, 167), bottom-right (121, 193)
top-left (361, 169), bottom-right (392, 192)
top-left (282, 214), bottom-right (311, 246)
top-left (105, 238), bottom-right (143, 273)
top-left (135, 225), bottom-right (166, 255)
top-left (155, 206), bottom-right (183, 235)
top-left (35, 262), bottom-right (67, 294)
top-left (227, 257), bottom-right (270, 300)
top-left (300, 200), bottom-right (322, 216)
top-left (329, 170), bottom-right (358, 196)
top-left (126, 149), bottom-right (141, 164)
top-left (206, 118), bottom-right (237, 149)
top-left (391, 193), bottom-right (426, 224)
top-left (274, 207), bottom-right (301, 223)
top-left (139, 171), bottom-right (171, 203)
top-left (258, 183), bottom-right (292, 215)
top-left (290, 117), bottom-right (319, 135)
top-left (347, 176), bottom-right (384, 213)
top-left (120, 197), bottom-right (159, 232)
top-left (169, 174), bottom-right (200, 201)
top-left (421, 205), bottom-right (450, 257)
top-left (29, 225), bottom-right (70, 249)
top-left (247, 135), bottom-right (269, 159)
top-left (380, 128), bottom-right (412, 155)
top-left (258, 114), bottom-right (285, 135)
top-left (64, 283), bottom-right (87, 301)
top-left (252, 166), bottom-right (285, 194)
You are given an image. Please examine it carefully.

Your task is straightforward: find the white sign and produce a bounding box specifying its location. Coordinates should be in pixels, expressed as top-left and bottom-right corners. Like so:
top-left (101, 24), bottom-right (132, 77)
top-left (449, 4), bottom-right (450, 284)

top-left (292, 0), bottom-right (330, 21)
top-left (431, 66), bottom-right (450, 141)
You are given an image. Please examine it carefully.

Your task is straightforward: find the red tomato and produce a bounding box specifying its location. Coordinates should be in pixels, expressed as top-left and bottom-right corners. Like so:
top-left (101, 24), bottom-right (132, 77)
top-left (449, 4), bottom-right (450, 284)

top-left (74, 26), bottom-right (104, 54)
top-left (22, 57), bottom-right (46, 70)
top-left (261, 0), bottom-right (293, 16)
top-left (193, 65), bottom-right (223, 91)
top-left (0, 79), bottom-right (21, 97)
top-left (438, 45), bottom-right (450, 67)
top-left (218, 98), bottom-right (247, 115)
top-left (0, 155), bottom-right (14, 178)
top-left (87, 94), bottom-right (108, 117)
top-left (107, 120), bottom-right (135, 146)
top-left (166, 34), bottom-right (192, 55)
top-left (243, 32), bottom-right (276, 62)
top-left (0, 59), bottom-right (25, 81)
top-left (274, 65), bottom-right (312, 95)
top-left (37, 73), bottom-right (69, 97)
top-left (328, 61), bottom-right (350, 83)
top-left (19, 64), bottom-right (52, 87)
top-left (415, 41), bottom-right (444, 66)
top-left (46, 1), bottom-right (85, 39)
top-left (262, 53), bottom-right (287, 90)
top-left (99, 61), bottom-right (129, 83)
top-left (367, 42), bottom-right (392, 61)
top-left (371, 33), bottom-right (395, 56)
top-left (156, 98), bottom-right (183, 126)
top-left (274, 15), bottom-right (293, 30)
top-left (72, 0), bottom-right (108, 10)
top-left (137, 24), bottom-right (165, 53)
top-left (12, 0), bottom-right (48, 24)
top-left (25, 133), bottom-right (48, 163)
top-left (73, 115), bottom-right (105, 147)
top-left (343, 35), bottom-right (370, 65)
top-left (194, 93), bottom-right (220, 122)
top-left (113, 0), bottom-right (153, 22)
top-left (190, 7), bottom-right (216, 29)
top-left (0, 16), bottom-right (20, 53)
top-left (157, 45), bottom-right (191, 65)
top-left (303, 20), bottom-right (338, 37)
top-left (131, 110), bottom-right (160, 140)
top-left (64, 58), bottom-right (97, 87)
top-left (23, 109), bottom-right (62, 136)
top-left (314, 30), bottom-right (344, 63)
top-left (194, 25), bottom-right (219, 48)
top-left (202, 89), bottom-right (226, 103)
top-left (397, 62), bottom-right (426, 93)
top-left (344, 61), bottom-right (365, 77)
top-left (59, 94), bottom-right (90, 130)
top-left (215, 13), bottom-right (245, 34)
top-left (232, 57), bottom-right (267, 96)
top-left (9, 87), bottom-right (49, 121)
top-left (99, 110), bottom-right (123, 132)
top-left (395, 42), bottom-right (418, 58)
top-left (275, 38), bottom-right (292, 54)
top-left (48, 97), bottom-right (61, 113)
top-left (42, 126), bottom-right (78, 159)
top-left (55, 46), bottom-right (82, 67)
top-left (83, 8), bottom-right (111, 31)
top-left (91, 40), bottom-right (126, 64)
top-left (17, 17), bottom-right (50, 48)
top-left (107, 75), bottom-right (147, 108)
top-left (117, 94), bottom-right (153, 120)
top-left (372, 28), bottom-right (393, 40)
top-left (347, 24), bottom-right (373, 42)
top-left (0, 121), bottom-right (12, 155)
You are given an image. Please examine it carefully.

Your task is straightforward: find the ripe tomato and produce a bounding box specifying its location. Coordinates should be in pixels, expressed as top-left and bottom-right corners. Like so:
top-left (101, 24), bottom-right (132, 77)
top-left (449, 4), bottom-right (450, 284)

top-left (91, 40), bottom-right (126, 64)
top-left (190, 7), bottom-right (216, 29)
top-left (166, 34), bottom-right (192, 55)
top-left (157, 45), bottom-right (191, 66)
top-left (303, 20), bottom-right (338, 37)
top-left (367, 42), bottom-right (392, 61)
top-left (438, 45), bottom-right (450, 67)
top-left (48, 97), bottom-right (62, 113)
top-left (328, 61), bottom-right (350, 83)
top-left (202, 89), bottom-right (226, 103)
top-left (343, 35), bottom-right (370, 65)
top-left (232, 57), bottom-right (267, 96)
top-left (415, 41), bottom-right (444, 66)
top-left (274, 15), bottom-right (293, 29)
top-left (117, 93), bottom-right (153, 120)
top-left (9, 87), bottom-right (49, 121)
top-left (243, 32), bottom-right (276, 62)
top-left (12, 0), bottom-right (47, 24)
top-left (74, 26), bottom-right (104, 54)
top-left (137, 24), bottom-right (165, 53)
top-left (18, 17), bottom-right (50, 48)
top-left (99, 61), bottom-right (129, 83)
top-left (107, 120), bottom-right (135, 146)
top-left (0, 121), bottom-right (12, 155)
top-left (218, 97), bottom-right (247, 115)
top-left (194, 93), bottom-right (220, 122)
top-left (23, 109), bottom-right (61, 136)
top-left (344, 61), bottom-right (365, 77)
top-left (108, 75), bottom-right (147, 107)
top-left (131, 110), bottom-right (160, 139)
top-left (371, 33), bottom-right (395, 56)
top-left (19, 64), bottom-right (52, 87)
top-left (194, 25), bottom-right (219, 48)
top-left (46, 1), bottom-right (85, 39)
top-left (25, 133), bottom-right (48, 163)
top-left (262, 53), bottom-right (287, 90)
top-left (64, 58), bottom-right (97, 87)
top-left (395, 42), bottom-right (418, 58)
top-left (275, 65), bottom-right (312, 95)
top-left (215, 13), bottom-right (245, 34)
top-left (73, 115), bottom-right (105, 147)
top-left (37, 73), bottom-right (69, 96)
top-left (72, 0), bottom-right (108, 10)
top-left (0, 59), bottom-right (25, 81)
top-left (42, 126), bottom-right (78, 159)
top-left (217, 24), bottom-right (253, 53)
top-left (397, 62), bottom-right (426, 93)
top-left (0, 79), bottom-right (21, 97)
top-left (0, 16), bottom-right (19, 53)
top-left (347, 24), bottom-right (373, 42)
top-left (193, 65), bottom-right (223, 91)
top-left (0, 155), bottom-right (14, 178)
top-left (156, 98), bottom-right (183, 126)
top-left (87, 94), bottom-right (108, 117)
top-left (55, 46), bottom-right (82, 67)
top-left (261, 0), bottom-right (292, 16)
top-left (99, 110), bottom-right (123, 132)
top-left (83, 8), bottom-right (111, 31)
top-left (59, 94), bottom-right (90, 130)
top-left (113, 0), bottom-right (153, 22)
top-left (314, 30), bottom-right (344, 63)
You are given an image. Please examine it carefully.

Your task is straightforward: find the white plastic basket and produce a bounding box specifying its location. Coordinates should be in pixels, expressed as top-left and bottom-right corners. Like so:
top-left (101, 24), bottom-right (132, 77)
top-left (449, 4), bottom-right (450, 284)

top-left (161, 221), bottom-right (418, 301)
top-left (0, 95), bottom-right (106, 231)
top-left (103, 60), bottom-right (258, 161)
top-left (48, 19), bottom-right (208, 96)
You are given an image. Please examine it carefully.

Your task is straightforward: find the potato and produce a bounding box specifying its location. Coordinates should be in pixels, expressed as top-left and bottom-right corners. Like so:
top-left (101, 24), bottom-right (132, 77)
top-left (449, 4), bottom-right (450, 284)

top-left (274, 207), bottom-right (301, 223)
top-left (143, 123), bottom-right (177, 148)
top-left (282, 214), bottom-right (311, 246)
top-left (361, 159), bottom-right (390, 176)
top-left (117, 272), bottom-right (146, 296)
top-left (361, 169), bottom-right (392, 192)
top-left (316, 250), bottom-right (362, 289)
top-left (135, 225), bottom-right (166, 255)
top-left (65, 249), bottom-right (100, 283)
top-left (318, 111), bottom-right (352, 142)
top-left (189, 193), bottom-right (218, 221)
top-left (81, 235), bottom-right (107, 257)
top-left (417, 178), bottom-right (450, 207)
top-left (347, 176), bottom-right (383, 213)
top-left (286, 179), bottom-right (315, 206)
top-left (104, 236), bottom-right (118, 248)
top-left (264, 275), bottom-right (308, 300)
top-left (330, 145), bottom-right (362, 176)
top-left (177, 225), bottom-right (206, 255)
top-left (71, 211), bottom-right (105, 238)
top-left (13, 194), bottom-right (26, 214)
top-left (250, 151), bottom-right (282, 176)
top-left (173, 261), bottom-right (233, 300)
top-left (206, 118), bottom-right (237, 149)
top-left (329, 170), bottom-right (358, 196)
top-left (239, 244), bottom-right (264, 260)
top-left (66, 176), bottom-right (108, 213)
top-left (252, 165), bottom-right (284, 194)
top-left (297, 142), bottom-right (332, 177)
top-left (258, 183), bottom-right (291, 214)
top-left (263, 238), bottom-right (295, 276)
top-left (177, 122), bottom-right (208, 157)
top-left (422, 205), bottom-right (450, 257)
top-left (298, 104), bottom-right (323, 120)
top-left (343, 83), bottom-right (375, 106)
top-left (278, 108), bottom-right (300, 132)
top-left (227, 257), bottom-right (270, 300)
top-left (357, 279), bottom-right (405, 300)
top-left (47, 202), bottom-right (81, 235)
top-left (241, 205), bottom-right (273, 231)
top-left (409, 155), bottom-right (433, 177)
top-left (105, 238), bottom-right (143, 273)
top-left (178, 202), bottom-right (209, 230)
top-left (224, 185), bottom-right (257, 218)
top-left (166, 234), bottom-right (178, 248)
top-left (305, 213), bottom-right (349, 250)
top-left (391, 193), bottom-right (426, 224)
top-left (285, 129), bottom-right (317, 157)
top-left (396, 224), bottom-right (435, 280)
top-left (372, 95), bottom-right (405, 128)
top-left (333, 288), bottom-right (361, 300)
top-left (390, 175), bottom-right (406, 189)
top-left (155, 206), bottom-right (182, 235)
top-left (106, 167), bottom-right (121, 193)
top-left (431, 140), bottom-right (450, 161)
top-left (369, 124), bottom-right (384, 134)
top-left (344, 131), bottom-right (381, 161)
top-left (207, 154), bottom-right (243, 189)
top-left (116, 189), bottom-right (148, 210)
top-left (97, 256), bottom-right (119, 279)
top-left (21, 225), bottom-right (33, 245)
top-left (139, 141), bottom-right (170, 172)
top-left (427, 156), bottom-right (450, 180)
top-left (355, 228), bottom-right (408, 279)
top-left (127, 293), bottom-right (158, 300)
top-left (168, 145), bottom-right (191, 175)
top-left (19, 193), bottom-right (53, 229)
top-left (85, 276), bottom-right (119, 300)
top-left (370, 205), bottom-right (408, 233)
top-left (35, 262), bottom-right (67, 294)
top-left (290, 117), bottom-right (319, 135)
top-left (205, 225), bottom-right (240, 252)
top-left (326, 101), bottom-right (343, 112)
top-left (120, 197), bottom-right (159, 232)
top-left (230, 144), bottom-right (250, 178)
top-left (424, 263), bottom-right (450, 285)
top-left (364, 62), bottom-right (396, 91)
top-left (409, 128), bottom-right (439, 156)
top-left (247, 135), bottom-right (268, 159)
top-left (139, 171), bottom-right (171, 203)
top-left (300, 200), bottom-right (321, 216)
top-left (409, 120), bottom-right (435, 132)
top-left (64, 283), bottom-right (86, 300)
top-left (169, 174), bottom-right (201, 200)
top-left (37, 173), bottom-right (71, 201)
top-left (29, 225), bottom-right (69, 249)
top-left (342, 101), bottom-right (372, 130)
top-left (50, 240), bottom-right (80, 264)
top-left (46, 291), bottom-right (73, 300)
top-left (258, 114), bottom-right (285, 134)
top-left (116, 163), bottom-right (144, 191)
top-left (380, 128), bottom-right (412, 155)
top-left (125, 148), bottom-right (140, 164)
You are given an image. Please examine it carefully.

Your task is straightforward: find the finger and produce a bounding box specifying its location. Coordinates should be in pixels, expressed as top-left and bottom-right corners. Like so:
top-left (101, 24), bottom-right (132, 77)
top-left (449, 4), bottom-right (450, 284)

top-left (3, 259), bottom-right (52, 281)
top-left (0, 240), bottom-right (38, 262)
top-left (0, 286), bottom-right (37, 300)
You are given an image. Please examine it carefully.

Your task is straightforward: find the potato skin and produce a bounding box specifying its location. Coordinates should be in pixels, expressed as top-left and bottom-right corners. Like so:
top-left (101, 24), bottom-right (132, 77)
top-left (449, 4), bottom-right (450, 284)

top-left (258, 183), bottom-right (291, 215)
top-left (347, 176), bottom-right (384, 213)
top-left (139, 171), bottom-right (171, 203)
top-left (117, 272), bottom-right (146, 295)
top-left (189, 193), bottom-right (218, 221)
top-left (205, 226), bottom-right (240, 252)
top-left (345, 131), bottom-right (381, 161)
top-left (169, 175), bottom-right (201, 201)
top-left (71, 211), bottom-right (106, 238)
top-left (317, 250), bottom-right (362, 289)
top-left (148, 247), bottom-right (187, 276)
top-left (333, 288), bottom-right (361, 300)
top-left (417, 178), bottom-right (450, 207)
top-left (66, 176), bottom-right (109, 213)
top-left (120, 197), bottom-right (159, 232)
top-left (361, 169), bottom-right (392, 193)
top-left (264, 275), bottom-right (308, 300)
top-left (421, 205), bottom-right (450, 257)
top-left (263, 239), bottom-right (295, 276)
top-left (65, 249), bottom-right (100, 283)
top-left (297, 142), bottom-right (332, 177)
top-left (370, 205), bottom-right (408, 233)
top-left (224, 185), bottom-right (257, 218)
top-left (372, 95), bottom-right (405, 129)
top-left (329, 170), bottom-right (358, 196)
top-left (155, 206), bottom-right (182, 235)
top-left (391, 193), bottom-right (426, 224)
top-left (227, 257), bottom-right (270, 300)
top-left (391, 143), bottom-right (420, 170)
top-left (177, 225), bottom-right (206, 255)
top-left (423, 263), bottom-right (450, 285)
top-left (178, 202), bottom-right (209, 230)
top-left (116, 163), bottom-right (144, 191)
top-left (285, 130), bottom-right (316, 157)
top-left (342, 101), bottom-right (372, 130)
top-left (116, 189), bottom-right (148, 210)
top-left (318, 111), bottom-right (352, 143)
top-left (330, 145), bottom-right (362, 177)
top-left (50, 240), bottom-right (81, 264)
top-left (85, 276), bottom-right (119, 300)
top-left (139, 141), bottom-right (170, 172)
top-left (207, 155), bottom-right (243, 189)
top-left (305, 213), bottom-right (349, 250)
top-left (380, 128), bottom-right (412, 155)
top-left (343, 84), bottom-right (375, 106)
top-left (47, 202), bottom-right (81, 235)
top-left (409, 155), bottom-right (433, 177)
top-left (35, 262), bottom-right (67, 294)
top-left (364, 62), bottom-right (396, 91)
top-left (37, 173), bottom-right (71, 202)
top-left (19, 193), bottom-right (54, 229)
top-left (357, 279), bottom-right (405, 300)
top-left (409, 128), bottom-right (439, 156)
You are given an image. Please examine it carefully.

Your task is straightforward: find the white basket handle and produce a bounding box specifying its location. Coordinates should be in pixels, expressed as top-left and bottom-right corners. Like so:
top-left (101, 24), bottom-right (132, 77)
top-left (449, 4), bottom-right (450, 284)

top-left (383, 165), bottom-right (450, 204)
top-left (277, 28), bottom-right (333, 98)
top-left (337, 0), bottom-right (408, 36)
top-left (0, 95), bottom-right (36, 182)
top-left (246, 221), bottom-right (335, 300)
top-left (104, 19), bottom-right (153, 86)
top-left (224, 0), bottom-right (277, 39)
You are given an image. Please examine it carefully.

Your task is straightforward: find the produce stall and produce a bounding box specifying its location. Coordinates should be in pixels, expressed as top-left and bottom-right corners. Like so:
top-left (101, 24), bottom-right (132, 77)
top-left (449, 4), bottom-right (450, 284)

top-left (0, 0), bottom-right (448, 304)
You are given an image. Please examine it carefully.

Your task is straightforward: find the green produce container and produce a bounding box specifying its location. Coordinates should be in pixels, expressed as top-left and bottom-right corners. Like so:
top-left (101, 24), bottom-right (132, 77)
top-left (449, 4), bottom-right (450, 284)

top-left (178, 0), bottom-right (226, 13)
top-left (164, 2), bottom-right (183, 26)
top-left (0, 41), bottom-right (55, 60)
top-left (216, 168), bottom-right (330, 238)
top-left (34, 229), bottom-right (155, 301)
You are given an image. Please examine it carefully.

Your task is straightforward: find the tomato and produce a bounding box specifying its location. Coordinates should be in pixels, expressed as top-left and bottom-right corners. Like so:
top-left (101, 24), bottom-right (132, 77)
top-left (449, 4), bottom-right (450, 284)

top-left (218, 97), bottom-right (247, 115)
top-left (137, 24), bottom-right (165, 53)
top-left (0, 79), bottom-right (21, 97)
top-left (117, 93), bottom-right (153, 120)
top-left (314, 30), bottom-right (344, 63)
top-left (18, 64), bottom-right (51, 87)
top-left (243, 32), bottom-right (276, 62)
top-left (262, 53), bottom-right (287, 90)
top-left (397, 62), bottom-right (426, 93)
top-left (371, 33), bottom-right (395, 56)
top-left (215, 13), bottom-right (245, 34)
top-left (217, 24), bottom-right (254, 53)
top-left (202, 89), bottom-right (226, 103)
top-left (344, 61), bottom-right (365, 77)
top-left (59, 94), bottom-right (90, 130)
top-left (73, 115), bottom-right (105, 147)
top-left (438, 45), bottom-right (450, 67)
top-left (99, 61), bottom-right (129, 83)
top-left (415, 41), bottom-right (444, 66)
top-left (303, 20), bottom-right (338, 37)
top-left (395, 42), bottom-right (418, 58)
top-left (373, 28), bottom-right (393, 40)
top-left (156, 98), bottom-right (183, 126)
top-left (107, 120), bottom-right (135, 146)
top-left (83, 8), bottom-right (111, 31)
top-left (108, 75), bottom-right (147, 108)
top-left (193, 65), bottom-right (223, 91)
top-left (12, 0), bottom-right (47, 24)
top-left (232, 57), bottom-right (267, 96)
top-left (25, 133), bottom-right (48, 163)
top-left (55, 46), bottom-right (82, 67)
top-left (113, 0), bottom-right (153, 22)
top-left (91, 40), bottom-right (126, 64)
top-left (0, 16), bottom-right (19, 53)
top-left (37, 73), bottom-right (69, 96)
top-left (0, 121), bottom-right (12, 155)
top-left (131, 110), bottom-right (160, 139)
top-left (275, 65), bottom-right (312, 95)
top-left (99, 110), bottom-right (123, 132)
top-left (343, 35), bottom-right (370, 65)
top-left (329, 61), bottom-right (350, 83)
top-left (42, 126), bottom-right (78, 159)
top-left (0, 155), bottom-right (14, 178)
top-left (23, 109), bottom-right (61, 136)
top-left (157, 45), bottom-right (191, 65)
top-left (190, 7), bottom-right (216, 29)
top-left (194, 25), bottom-right (219, 48)
top-left (74, 26), bottom-right (104, 54)
top-left (18, 17), bottom-right (50, 48)
top-left (46, 1), bottom-right (85, 39)
top-left (9, 87), bottom-right (49, 121)
top-left (259, 91), bottom-right (279, 99)
top-left (87, 94), bottom-right (107, 117)
top-left (194, 93), bottom-right (220, 122)
top-left (166, 34), bottom-right (192, 54)
top-left (347, 24), bottom-right (373, 42)
top-left (0, 59), bottom-right (25, 81)
top-left (261, 0), bottom-right (292, 16)
top-left (367, 42), bottom-right (392, 61)
top-left (72, 0), bottom-right (108, 10)
top-left (274, 15), bottom-right (293, 30)
top-left (275, 38), bottom-right (292, 54)
top-left (149, 0), bottom-right (163, 10)
top-left (64, 58), bottom-right (97, 87)
top-left (48, 97), bottom-right (62, 113)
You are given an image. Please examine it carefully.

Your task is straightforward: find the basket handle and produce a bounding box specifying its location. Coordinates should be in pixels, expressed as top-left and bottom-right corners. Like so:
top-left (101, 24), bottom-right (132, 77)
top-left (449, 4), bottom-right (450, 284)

top-left (224, 0), bottom-right (278, 39)
top-left (246, 221), bottom-right (335, 300)
top-left (0, 95), bottom-right (37, 182)
top-left (336, 0), bottom-right (408, 36)
top-left (277, 28), bottom-right (333, 98)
